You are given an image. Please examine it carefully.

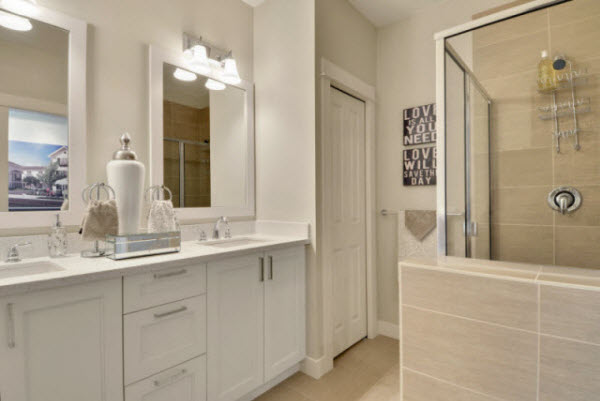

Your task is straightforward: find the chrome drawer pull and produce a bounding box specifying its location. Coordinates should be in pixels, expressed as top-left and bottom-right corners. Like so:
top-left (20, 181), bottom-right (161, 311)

top-left (6, 303), bottom-right (15, 349)
top-left (259, 257), bottom-right (265, 282)
top-left (153, 368), bottom-right (188, 387)
top-left (153, 268), bottom-right (187, 279)
top-left (153, 306), bottom-right (188, 319)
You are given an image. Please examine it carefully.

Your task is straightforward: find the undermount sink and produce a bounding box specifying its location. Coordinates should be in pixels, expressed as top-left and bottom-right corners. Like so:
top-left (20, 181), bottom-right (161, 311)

top-left (0, 261), bottom-right (64, 280)
top-left (201, 237), bottom-right (268, 249)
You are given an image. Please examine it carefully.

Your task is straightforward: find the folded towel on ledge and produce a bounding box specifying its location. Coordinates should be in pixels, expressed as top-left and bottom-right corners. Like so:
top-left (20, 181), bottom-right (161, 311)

top-left (147, 200), bottom-right (179, 233)
top-left (405, 210), bottom-right (436, 241)
top-left (81, 199), bottom-right (119, 241)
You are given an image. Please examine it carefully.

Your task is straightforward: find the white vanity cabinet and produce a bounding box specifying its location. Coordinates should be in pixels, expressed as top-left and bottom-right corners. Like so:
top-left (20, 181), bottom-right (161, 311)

top-left (207, 246), bottom-right (306, 401)
top-left (0, 279), bottom-right (123, 401)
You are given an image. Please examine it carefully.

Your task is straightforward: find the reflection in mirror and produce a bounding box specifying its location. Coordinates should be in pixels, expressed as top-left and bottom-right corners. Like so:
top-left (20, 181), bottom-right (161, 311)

top-left (162, 62), bottom-right (247, 209)
top-left (0, 12), bottom-right (69, 212)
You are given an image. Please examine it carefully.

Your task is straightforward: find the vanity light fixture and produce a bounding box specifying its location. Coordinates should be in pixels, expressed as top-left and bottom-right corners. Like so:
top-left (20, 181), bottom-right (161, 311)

top-left (1, 0), bottom-right (38, 15)
top-left (183, 44), bottom-right (210, 75)
top-left (0, 10), bottom-right (31, 31)
top-left (182, 33), bottom-right (242, 86)
top-left (205, 79), bottom-right (225, 91)
top-left (222, 58), bottom-right (241, 85)
top-left (173, 67), bottom-right (197, 82)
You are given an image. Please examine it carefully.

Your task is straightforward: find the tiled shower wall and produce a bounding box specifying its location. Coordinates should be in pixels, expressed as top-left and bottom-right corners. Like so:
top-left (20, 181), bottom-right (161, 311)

top-left (400, 258), bottom-right (600, 401)
top-left (472, 0), bottom-right (600, 268)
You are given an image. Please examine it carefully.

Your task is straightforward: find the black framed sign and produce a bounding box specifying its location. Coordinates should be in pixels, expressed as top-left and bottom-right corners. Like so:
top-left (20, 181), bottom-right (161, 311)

top-left (403, 103), bottom-right (436, 146)
top-left (403, 146), bottom-right (437, 186)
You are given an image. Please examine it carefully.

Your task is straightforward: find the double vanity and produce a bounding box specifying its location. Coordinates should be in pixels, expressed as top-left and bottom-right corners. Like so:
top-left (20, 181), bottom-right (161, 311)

top-left (0, 229), bottom-right (308, 401)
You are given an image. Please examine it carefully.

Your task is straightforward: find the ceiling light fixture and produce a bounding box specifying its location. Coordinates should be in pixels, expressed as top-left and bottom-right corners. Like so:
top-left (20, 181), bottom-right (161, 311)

top-left (205, 79), bottom-right (225, 91)
top-left (173, 68), bottom-right (197, 82)
top-left (0, 10), bottom-right (31, 31)
top-left (1, 0), bottom-right (38, 15)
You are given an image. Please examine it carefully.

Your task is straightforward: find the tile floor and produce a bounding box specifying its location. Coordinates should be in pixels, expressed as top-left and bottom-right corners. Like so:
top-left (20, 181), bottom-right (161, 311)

top-left (255, 336), bottom-right (399, 401)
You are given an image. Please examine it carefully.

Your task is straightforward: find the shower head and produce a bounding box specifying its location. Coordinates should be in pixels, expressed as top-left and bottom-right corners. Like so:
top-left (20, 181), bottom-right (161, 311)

top-left (553, 54), bottom-right (568, 70)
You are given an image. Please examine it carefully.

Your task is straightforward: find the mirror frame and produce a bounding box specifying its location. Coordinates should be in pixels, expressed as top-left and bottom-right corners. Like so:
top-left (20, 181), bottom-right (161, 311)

top-left (0, 4), bottom-right (87, 228)
top-left (149, 45), bottom-right (255, 221)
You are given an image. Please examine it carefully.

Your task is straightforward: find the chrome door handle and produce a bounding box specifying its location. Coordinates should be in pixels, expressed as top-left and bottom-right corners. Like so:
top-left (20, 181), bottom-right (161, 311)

top-left (153, 368), bottom-right (188, 387)
top-left (259, 257), bottom-right (265, 282)
top-left (6, 303), bottom-right (15, 349)
top-left (153, 268), bottom-right (187, 279)
top-left (268, 256), bottom-right (273, 280)
top-left (153, 306), bottom-right (187, 319)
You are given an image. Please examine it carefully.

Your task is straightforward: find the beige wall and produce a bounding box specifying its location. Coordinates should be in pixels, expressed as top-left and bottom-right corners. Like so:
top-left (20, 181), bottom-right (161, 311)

top-left (40, 0), bottom-right (253, 186)
top-left (315, 0), bottom-right (377, 87)
top-left (254, 0), bottom-right (317, 356)
top-left (376, 0), bottom-right (513, 326)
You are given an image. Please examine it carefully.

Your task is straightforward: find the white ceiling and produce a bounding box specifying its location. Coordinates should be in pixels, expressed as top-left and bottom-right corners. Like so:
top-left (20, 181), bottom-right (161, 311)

top-left (349, 0), bottom-right (446, 27)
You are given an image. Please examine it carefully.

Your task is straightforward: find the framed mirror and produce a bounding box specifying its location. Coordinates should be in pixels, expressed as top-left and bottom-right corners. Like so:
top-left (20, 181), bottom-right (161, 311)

top-left (149, 46), bottom-right (254, 221)
top-left (0, 4), bottom-right (86, 228)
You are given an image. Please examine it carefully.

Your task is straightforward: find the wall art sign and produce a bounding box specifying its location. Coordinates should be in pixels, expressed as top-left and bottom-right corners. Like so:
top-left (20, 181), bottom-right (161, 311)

top-left (403, 103), bottom-right (436, 146)
top-left (403, 146), bottom-right (437, 186)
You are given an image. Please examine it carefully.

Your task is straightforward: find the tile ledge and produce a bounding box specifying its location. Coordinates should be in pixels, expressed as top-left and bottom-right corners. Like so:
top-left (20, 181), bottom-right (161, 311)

top-left (401, 257), bottom-right (600, 290)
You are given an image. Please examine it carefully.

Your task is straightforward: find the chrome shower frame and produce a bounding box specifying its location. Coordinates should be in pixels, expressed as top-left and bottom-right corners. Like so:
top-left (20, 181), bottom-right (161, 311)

top-left (435, 0), bottom-right (572, 257)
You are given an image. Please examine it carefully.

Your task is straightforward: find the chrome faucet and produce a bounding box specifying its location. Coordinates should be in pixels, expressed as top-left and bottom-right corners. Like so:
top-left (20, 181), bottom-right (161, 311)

top-left (213, 216), bottom-right (231, 239)
top-left (5, 242), bottom-right (32, 263)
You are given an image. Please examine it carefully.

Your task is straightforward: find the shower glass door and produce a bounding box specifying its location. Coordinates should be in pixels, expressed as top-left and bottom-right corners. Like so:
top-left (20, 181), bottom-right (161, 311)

top-left (445, 45), bottom-right (491, 259)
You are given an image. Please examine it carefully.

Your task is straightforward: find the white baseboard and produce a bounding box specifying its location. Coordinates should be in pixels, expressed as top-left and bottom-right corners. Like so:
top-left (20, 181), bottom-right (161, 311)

top-left (300, 355), bottom-right (333, 379)
top-left (378, 320), bottom-right (400, 340)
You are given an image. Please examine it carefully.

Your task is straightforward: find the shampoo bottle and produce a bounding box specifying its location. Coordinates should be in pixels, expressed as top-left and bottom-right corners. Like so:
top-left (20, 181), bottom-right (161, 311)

top-left (538, 50), bottom-right (557, 92)
top-left (107, 133), bottom-right (145, 235)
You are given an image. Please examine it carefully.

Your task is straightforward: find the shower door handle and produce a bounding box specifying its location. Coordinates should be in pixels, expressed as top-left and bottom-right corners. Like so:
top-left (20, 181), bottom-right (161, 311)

top-left (468, 221), bottom-right (478, 237)
top-left (464, 221), bottom-right (478, 237)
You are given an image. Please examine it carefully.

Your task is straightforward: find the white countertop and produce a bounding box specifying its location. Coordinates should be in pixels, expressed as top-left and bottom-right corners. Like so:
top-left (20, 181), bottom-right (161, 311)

top-left (0, 233), bottom-right (310, 297)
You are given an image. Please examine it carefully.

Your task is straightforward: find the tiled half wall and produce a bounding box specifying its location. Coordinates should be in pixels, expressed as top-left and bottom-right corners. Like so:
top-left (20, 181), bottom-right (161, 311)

top-left (399, 257), bottom-right (600, 401)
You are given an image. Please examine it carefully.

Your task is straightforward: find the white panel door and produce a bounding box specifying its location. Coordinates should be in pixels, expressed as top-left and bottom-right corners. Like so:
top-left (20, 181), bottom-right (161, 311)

top-left (264, 246), bottom-right (306, 381)
top-left (326, 87), bottom-right (367, 356)
top-left (207, 254), bottom-right (264, 401)
top-left (0, 279), bottom-right (123, 401)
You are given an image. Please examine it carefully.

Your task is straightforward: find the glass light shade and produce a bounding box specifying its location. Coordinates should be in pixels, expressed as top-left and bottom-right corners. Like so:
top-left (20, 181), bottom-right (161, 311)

top-left (173, 68), bottom-right (197, 82)
top-left (1, 0), bottom-right (38, 15)
top-left (222, 58), bottom-right (241, 85)
top-left (0, 10), bottom-right (31, 31)
top-left (186, 44), bottom-right (210, 74)
top-left (205, 78), bottom-right (225, 91)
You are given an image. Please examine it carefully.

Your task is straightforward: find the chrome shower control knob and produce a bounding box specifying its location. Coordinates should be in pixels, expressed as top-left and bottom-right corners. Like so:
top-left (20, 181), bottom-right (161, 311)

top-left (548, 187), bottom-right (582, 214)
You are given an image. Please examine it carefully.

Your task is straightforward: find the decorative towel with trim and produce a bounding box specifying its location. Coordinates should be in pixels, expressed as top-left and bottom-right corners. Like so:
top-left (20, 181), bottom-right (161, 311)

top-left (81, 199), bottom-right (119, 241)
top-left (405, 210), bottom-right (436, 241)
top-left (147, 200), bottom-right (179, 233)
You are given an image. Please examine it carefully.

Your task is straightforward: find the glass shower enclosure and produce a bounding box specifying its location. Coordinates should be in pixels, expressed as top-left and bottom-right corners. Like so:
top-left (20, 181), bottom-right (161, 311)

top-left (437, 0), bottom-right (598, 269)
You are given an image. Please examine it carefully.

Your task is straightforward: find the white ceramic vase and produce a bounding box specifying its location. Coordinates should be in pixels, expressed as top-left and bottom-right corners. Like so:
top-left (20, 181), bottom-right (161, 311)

top-left (107, 133), bottom-right (145, 235)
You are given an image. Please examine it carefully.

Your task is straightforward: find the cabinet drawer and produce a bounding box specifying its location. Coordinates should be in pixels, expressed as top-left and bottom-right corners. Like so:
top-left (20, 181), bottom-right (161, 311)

top-left (124, 264), bottom-right (206, 313)
top-left (124, 295), bottom-right (206, 384)
top-left (125, 355), bottom-right (206, 401)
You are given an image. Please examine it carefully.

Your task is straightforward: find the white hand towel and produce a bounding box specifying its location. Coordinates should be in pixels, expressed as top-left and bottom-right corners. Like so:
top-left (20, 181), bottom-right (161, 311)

top-left (81, 200), bottom-right (119, 241)
top-left (147, 200), bottom-right (179, 233)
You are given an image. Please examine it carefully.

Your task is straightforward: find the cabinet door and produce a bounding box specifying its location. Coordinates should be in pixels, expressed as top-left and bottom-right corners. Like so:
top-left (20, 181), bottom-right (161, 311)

top-left (207, 254), bottom-right (264, 401)
top-left (0, 279), bottom-right (123, 401)
top-left (264, 246), bottom-right (306, 381)
top-left (125, 355), bottom-right (206, 401)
